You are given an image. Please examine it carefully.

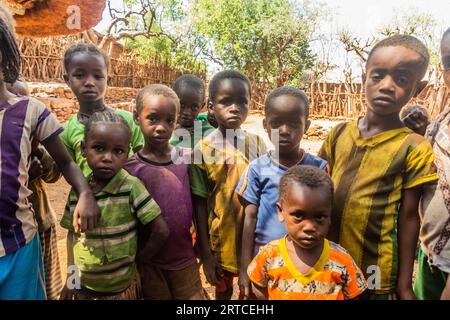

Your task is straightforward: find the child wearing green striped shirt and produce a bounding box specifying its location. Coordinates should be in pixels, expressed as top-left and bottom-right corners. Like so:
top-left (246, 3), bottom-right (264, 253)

top-left (60, 111), bottom-right (169, 300)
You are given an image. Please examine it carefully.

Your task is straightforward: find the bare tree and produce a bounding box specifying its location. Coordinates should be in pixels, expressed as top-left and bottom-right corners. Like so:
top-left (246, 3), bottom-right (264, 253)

top-left (98, 0), bottom-right (175, 51)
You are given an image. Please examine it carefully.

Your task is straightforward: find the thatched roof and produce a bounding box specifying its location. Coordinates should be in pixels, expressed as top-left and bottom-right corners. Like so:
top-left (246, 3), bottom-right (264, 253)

top-left (0, 0), bottom-right (106, 37)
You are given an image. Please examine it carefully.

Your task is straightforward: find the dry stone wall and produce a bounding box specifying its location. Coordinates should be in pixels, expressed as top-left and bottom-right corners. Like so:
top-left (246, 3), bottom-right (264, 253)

top-left (29, 82), bottom-right (139, 122)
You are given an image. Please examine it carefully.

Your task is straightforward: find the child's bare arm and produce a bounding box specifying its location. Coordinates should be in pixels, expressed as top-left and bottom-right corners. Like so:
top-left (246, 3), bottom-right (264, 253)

top-left (441, 274), bottom-right (450, 300)
top-left (251, 283), bottom-right (268, 300)
top-left (43, 136), bottom-right (98, 232)
top-left (193, 194), bottom-right (222, 286)
top-left (239, 201), bottom-right (258, 298)
top-left (138, 215), bottom-right (170, 263)
top-left (397, 186), bottom-right (422, 300)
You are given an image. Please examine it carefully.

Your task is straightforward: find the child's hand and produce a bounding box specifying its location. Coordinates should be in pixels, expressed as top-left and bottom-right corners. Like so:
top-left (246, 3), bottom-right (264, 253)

top-left (73, 191), bottom-right (99, 232)
top-left (238, 271), bottom-right (251, 299)
top-left (402, 110), bottom-right (429, 136)
top-left (28, 156), bottom-right (43, 182)
top-left (202, 254), bottom-right (222, 286)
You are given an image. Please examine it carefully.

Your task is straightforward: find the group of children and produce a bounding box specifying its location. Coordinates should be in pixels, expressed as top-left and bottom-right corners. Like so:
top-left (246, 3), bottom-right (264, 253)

top-left (1, 2), bottom-right (450, 300)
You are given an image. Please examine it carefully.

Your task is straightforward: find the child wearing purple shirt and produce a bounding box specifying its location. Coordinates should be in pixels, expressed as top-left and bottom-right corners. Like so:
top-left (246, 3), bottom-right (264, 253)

top-left (125, 84), bottom-right (205, 300)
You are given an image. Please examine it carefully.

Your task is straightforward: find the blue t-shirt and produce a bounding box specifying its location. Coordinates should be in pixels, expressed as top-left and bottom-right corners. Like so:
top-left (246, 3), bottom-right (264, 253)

top-left (236, 151), bottom-right (329, 256)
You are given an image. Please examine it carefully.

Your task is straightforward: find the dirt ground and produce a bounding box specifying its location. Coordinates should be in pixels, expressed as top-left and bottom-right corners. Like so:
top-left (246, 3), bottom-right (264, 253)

top-left (48, 114), bottom-right (336, 299)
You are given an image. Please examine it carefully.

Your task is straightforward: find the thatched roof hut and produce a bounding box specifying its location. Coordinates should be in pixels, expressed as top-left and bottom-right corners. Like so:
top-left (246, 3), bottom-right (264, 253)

top-left (0, 0), bottom-right (106, 37)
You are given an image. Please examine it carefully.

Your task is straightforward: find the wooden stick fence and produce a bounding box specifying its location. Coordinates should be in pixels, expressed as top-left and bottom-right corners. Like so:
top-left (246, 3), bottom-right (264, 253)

top-left (17, 35), bottom-right (205, 88)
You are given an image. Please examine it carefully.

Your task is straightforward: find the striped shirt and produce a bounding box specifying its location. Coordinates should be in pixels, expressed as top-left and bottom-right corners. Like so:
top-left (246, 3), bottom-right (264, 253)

top-left (318, 120), bottom-right (438, 293)
top-left (60, 109), bottom-right (144, 177)
top-left (190, 129), bottom-right (267, 273)
top-left (60, 169), bottom-right (161, 293)
top-left (248, 237), bottom-right (367, 300)
top-left (0, 96), bottom-right (63, 257)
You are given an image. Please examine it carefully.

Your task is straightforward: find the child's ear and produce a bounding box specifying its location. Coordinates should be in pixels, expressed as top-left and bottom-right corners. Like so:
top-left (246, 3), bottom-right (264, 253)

top-left (133, 109), bottom-right (140, 125)
top-left (413, 80), bottom-right (428, 98)
top-left (262, 118), bottom-right (268, 132)
top-left (361, 71), bottom-right (366, 85)
top-left (63, 74), bottom-right (70, 85)
top-left (277, 202), bottom-right (285, 222)
top-left (304, 119), bottom-right (311, 133)
top-left (207, 99), bottom-right (214, 113)
top-left (80, 141), bottom-right (87, 158)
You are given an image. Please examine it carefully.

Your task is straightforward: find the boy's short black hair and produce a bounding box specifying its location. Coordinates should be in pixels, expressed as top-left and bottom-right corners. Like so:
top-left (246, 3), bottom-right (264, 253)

top-left (0, 4), bottom-right (21, 84)
top-left (279, 165), bottom-right (334, 204)
top-left (135, 84), bottom-right (180, 114)
top-left (84, 110), bottom-right (132, 143)
top-left (208, 70), bottom-right (251, 102)
top-left (367, 35), bottom-right (429, 80)
top-left (265, 86), bottom-right (310, 119)
top-left (173, 74), bottom-right (205, 101)
top-left (64, 43), bottom-right (110, 73)
top-left (442, 27), bottom-right (450, 42)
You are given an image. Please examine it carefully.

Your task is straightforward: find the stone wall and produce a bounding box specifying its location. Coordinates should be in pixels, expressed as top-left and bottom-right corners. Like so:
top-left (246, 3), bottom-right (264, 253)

top-left (29, 82), bottom-right (139, 122)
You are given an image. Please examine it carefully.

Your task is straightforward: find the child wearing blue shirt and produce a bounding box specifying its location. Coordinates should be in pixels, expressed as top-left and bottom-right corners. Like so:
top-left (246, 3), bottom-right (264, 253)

top-left (236, 86), bottom-right (329, 298)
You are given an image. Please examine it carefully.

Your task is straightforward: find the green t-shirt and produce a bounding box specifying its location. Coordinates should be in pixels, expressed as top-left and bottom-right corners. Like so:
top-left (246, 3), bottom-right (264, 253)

top-left (169, 114), bottom-right (214, 149)
top-left (60, 169), bottom-right (161, 293)
top-left (60, 109), bottom-right (144, 177)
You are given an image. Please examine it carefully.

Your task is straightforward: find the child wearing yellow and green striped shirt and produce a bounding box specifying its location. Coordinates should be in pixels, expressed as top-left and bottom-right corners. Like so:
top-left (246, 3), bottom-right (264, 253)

top-left (319, 35), bottom-right (438, 300)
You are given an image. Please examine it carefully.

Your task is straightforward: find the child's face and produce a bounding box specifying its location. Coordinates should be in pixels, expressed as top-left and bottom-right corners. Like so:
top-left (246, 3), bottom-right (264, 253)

top-left (64, 52), bottom-right (108, 105)
top-left (365, 46), bottom-right (423, 117)
top-left (441, 35), bottom-right (450, 89)
top-left (82, 123), bottom-right (130, 183)
top-left (210, 78), bottom-right (250, 130)
top-left (264, 95), bottom-right (310, 156)
top-left (134, 94), bottom-right (177, 147)
top-left (277, 182), bottom-right (331, 250)
top-left (175, 86), bottom-right (204, 128)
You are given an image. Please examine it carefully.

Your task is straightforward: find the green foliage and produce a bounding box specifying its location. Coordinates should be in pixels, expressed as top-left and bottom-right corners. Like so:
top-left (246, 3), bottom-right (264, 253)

top-left (192, 0), bottom-right (318, 87)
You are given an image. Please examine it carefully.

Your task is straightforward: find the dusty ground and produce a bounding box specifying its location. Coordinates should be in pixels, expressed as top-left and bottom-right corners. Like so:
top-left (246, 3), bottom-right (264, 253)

top-left (49, 114), bottom-right (338, 299)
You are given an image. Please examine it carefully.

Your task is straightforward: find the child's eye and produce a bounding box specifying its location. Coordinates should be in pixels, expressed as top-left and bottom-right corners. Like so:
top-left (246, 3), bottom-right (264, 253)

top-left (115, 149), bottom-right (125, 155)
top-left (316, 215), bottom-right (326, 222)
top-left (148, 117), bottom-right (156, 123)
top-left (396, 76), bottom-right (409, 86)
top-left (94, 146), bottom-right (104, 152)
top-left (168, 119), bottom-right (175, 125)
top-left (293, 213), bottom-right (304, 220)
top-left (270, 121), bottom-right (281, 128)
top-left (95, 75), bottom-right (105, 80)
top-left (371, 73), bottom-right (383, 82)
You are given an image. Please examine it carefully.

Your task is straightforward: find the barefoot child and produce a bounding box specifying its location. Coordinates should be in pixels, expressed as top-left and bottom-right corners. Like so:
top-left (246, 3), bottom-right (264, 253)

top-left (248, 165), bottom-right (367, 300)
top-left (170, 74), bottom-right (214, 149)
top-left (126, 84), bottom-right (204, 299)
top-left (190, 70), bottom-right (267, 299)
top-left (60, 111), bottom-right (168, 300)
top-left (319, 35), bottom-right (438, 299)
top-left (60, 43), bottom-right (144, 177)
top-left (0, 4), bottom-right (98, 299)
top-left (236, 86), bottom-right (329, 298)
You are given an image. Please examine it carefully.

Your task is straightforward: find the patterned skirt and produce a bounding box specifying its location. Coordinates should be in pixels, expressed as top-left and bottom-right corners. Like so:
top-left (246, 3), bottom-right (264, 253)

top-left (39, 225), bottom-right (63, 300)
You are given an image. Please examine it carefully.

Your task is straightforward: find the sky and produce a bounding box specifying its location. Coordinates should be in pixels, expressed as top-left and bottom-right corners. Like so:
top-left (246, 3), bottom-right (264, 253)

top-left (94, 0), bottom-right (450, 81)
